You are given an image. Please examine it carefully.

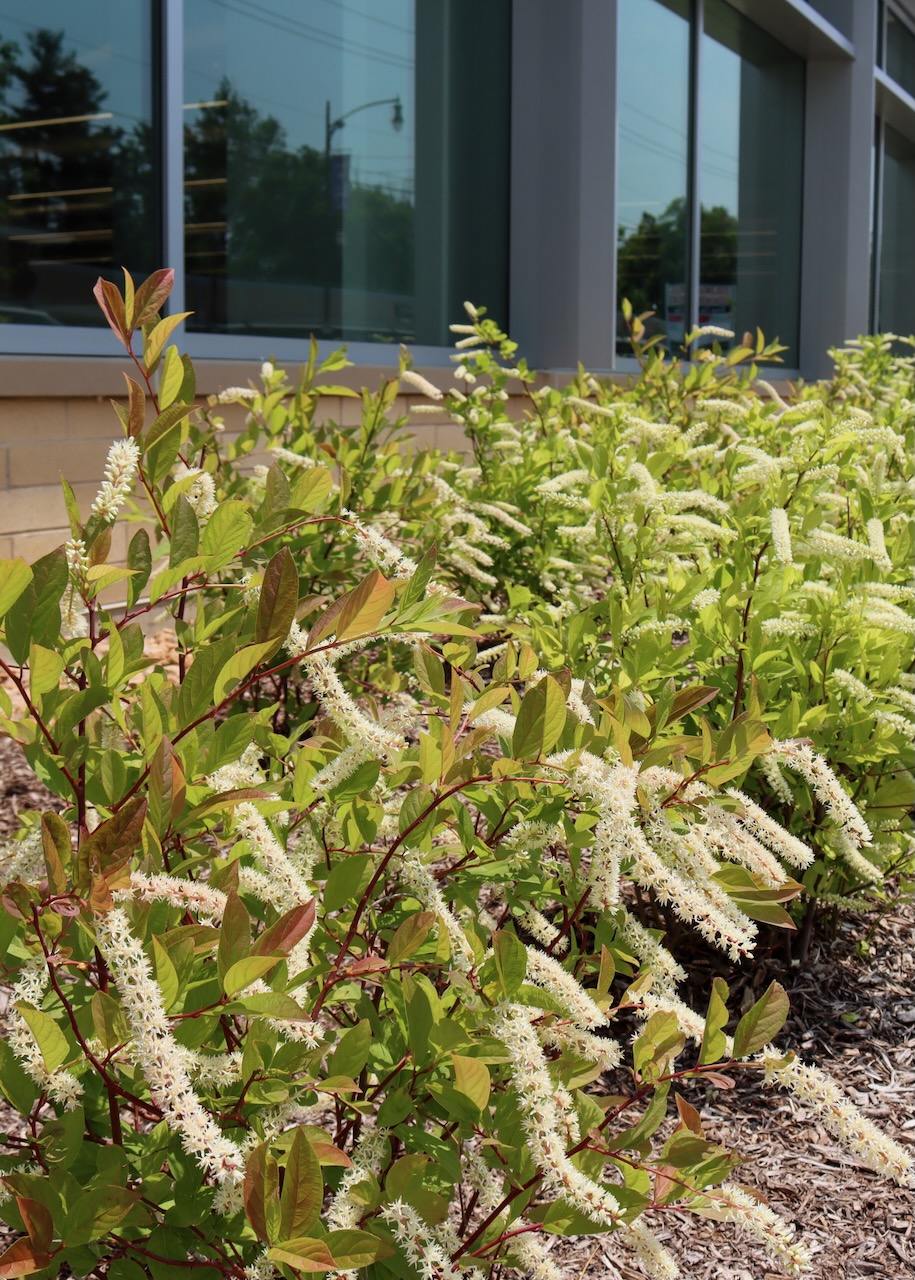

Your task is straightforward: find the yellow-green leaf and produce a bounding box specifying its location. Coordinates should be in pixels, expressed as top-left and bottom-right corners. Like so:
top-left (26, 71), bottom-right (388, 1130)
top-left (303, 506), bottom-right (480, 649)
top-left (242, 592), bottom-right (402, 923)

top-left (451, 1053), bottom-right (491, 1112)
top-left (13, 1004), bottom-right (69, 1073)
top-left (0, 559), bottom-right (32, 619)
top-left (223, 955), bottom-right (283, 997)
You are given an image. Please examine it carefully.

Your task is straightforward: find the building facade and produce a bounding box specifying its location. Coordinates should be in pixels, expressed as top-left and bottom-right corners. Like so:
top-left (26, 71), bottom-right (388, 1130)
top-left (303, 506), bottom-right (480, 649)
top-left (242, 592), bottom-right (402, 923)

top-left (0, 0), bottom-right (914, 555)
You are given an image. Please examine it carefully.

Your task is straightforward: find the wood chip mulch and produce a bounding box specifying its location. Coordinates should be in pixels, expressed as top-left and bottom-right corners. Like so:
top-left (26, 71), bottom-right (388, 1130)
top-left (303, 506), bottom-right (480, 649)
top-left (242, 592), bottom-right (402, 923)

top-left (0, 734), bottom-right (912, 1278)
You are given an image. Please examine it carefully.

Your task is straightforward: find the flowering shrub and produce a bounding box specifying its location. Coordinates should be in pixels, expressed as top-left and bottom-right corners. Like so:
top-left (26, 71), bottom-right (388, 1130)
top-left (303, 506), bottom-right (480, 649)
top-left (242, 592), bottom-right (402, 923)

top-left (0, 271), bottom-right (912, 1279)
top-left (195, 306), bottom-right (915, 946)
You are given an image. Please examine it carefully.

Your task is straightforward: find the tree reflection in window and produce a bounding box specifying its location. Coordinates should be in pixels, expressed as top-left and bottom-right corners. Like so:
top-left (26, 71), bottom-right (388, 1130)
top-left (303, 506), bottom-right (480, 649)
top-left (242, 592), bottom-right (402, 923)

top-left (0, 23), bottom-right (157, 327)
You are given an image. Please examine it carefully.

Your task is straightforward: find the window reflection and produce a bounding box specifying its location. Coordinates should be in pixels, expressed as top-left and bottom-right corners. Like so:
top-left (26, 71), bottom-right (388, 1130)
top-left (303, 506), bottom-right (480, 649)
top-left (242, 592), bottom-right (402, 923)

top-left (878, 124), bottom-right (915, 336)
top-left (700, 0), bottom-right (804, 358)
top-left (0, 4), bottom-right (157, 327)
top-left (183, 0), bottom-right (509, 346)
top-left (886, 9), bottom-right (915, 100)
top-left (615, 0), bottom-right (690, 353)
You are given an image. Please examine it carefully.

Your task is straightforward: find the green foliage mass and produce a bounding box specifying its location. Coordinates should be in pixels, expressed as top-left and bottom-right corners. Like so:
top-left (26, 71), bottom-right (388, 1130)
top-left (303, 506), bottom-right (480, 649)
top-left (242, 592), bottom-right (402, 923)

top-left (0, 274), bottom-right (911, 1280)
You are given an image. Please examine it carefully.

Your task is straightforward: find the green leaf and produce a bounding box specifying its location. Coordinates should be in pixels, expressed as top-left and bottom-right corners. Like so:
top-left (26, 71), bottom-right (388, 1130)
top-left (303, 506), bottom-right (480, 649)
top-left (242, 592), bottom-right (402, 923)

top-left (126, 529), bottom-right (152, 607)
top-left (4, 548), bottom-right (68, 664)
top-left (235, 992), bottom-right (314, 1022)
top-left (244, 1142), bottom-right (279, 1244)
top-left (401, 545), bottom-right (438, 611)
top-left (158, 343), bottom-right (185, 410)
top-left (388, 910), bottom-right (436, 964)
top-left (324, 854), bottom-right (372, 912)
top-left (151, 936), bottom-right (181, 1011)
top-left (214, 639), bottom-right (278, 701)
top-left (266, 1239), bottom-right (336, 1273)
top-left (217, 890), bottom-right (251, 980)
top-left (91, 990), bottom-right (130, 1053)
top-left (324, 1230), bottom-right (394, 1269)
top-left (699, 977), bottom-right (731, 1066)
top-left (0, 1040), bottom-right (36, 1116)
top-left (0, 559), bottom-right (32, 619)
top-left (493, 930), bottom-right (527, 996)
top-left (263, 462), bottom-right (291, 520)
top-left (41, 812), bottom-right (71, 896)
top-left (201, 502), bottom-right (253, 568)
top-left (178, 785), bottom-right (271, 829)
top-left (512, 675), bottom-right (567, 760)
top-left (27, 644), bottom-right (63, 698)
top-left (732, 980), bottom-right (790, 1058)
top-left (290, 466), bottom-right (334, 512)
top-left (255, 546), bottom-right (299, 653)
top-left (169, 496), bottom-right (200, 567)
top-left (329, 1019), bottom-right (372, 1079)
top-left (143, 312), bottom-right (192, 374)
top-left (279, 1129), bottom-right (324, 1239)
top-left (13, 1004), bottom-right (70, 1074)
top-left (63, 1186), bottom-right (138, 1245)
top-left (143, 400), bottom-right (195, 453)
top-left (223, 955), bottom-right (284, 997)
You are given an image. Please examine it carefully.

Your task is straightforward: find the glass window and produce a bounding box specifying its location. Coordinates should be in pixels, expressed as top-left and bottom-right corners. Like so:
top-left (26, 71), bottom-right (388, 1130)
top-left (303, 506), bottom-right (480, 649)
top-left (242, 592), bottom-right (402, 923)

top-left (183, 0), bottom-right (510, 346)
top-left (877, 124), bottom-right (915, 336)
top-left (700, 0), bottom-right (804, 359)
top-left (0, 3), bottom-right (158, 328)
top-left (804, 0), bottom-right (853, 37)
top-left (615, 0), bottom-right (691, 354)
top-left (886, 8), bottom-right (915, 100)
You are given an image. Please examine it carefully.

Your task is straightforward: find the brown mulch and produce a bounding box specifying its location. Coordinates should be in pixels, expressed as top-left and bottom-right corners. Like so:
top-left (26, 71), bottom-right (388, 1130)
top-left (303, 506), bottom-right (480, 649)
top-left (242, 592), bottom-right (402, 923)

top-left (0, 735), bottom-right (912, 1278)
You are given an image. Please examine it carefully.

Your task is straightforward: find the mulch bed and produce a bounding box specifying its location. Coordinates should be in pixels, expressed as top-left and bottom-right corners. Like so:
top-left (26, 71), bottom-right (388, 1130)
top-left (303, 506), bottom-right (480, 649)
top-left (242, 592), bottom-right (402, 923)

top-left (0, 734), bottom-right (912, 1278)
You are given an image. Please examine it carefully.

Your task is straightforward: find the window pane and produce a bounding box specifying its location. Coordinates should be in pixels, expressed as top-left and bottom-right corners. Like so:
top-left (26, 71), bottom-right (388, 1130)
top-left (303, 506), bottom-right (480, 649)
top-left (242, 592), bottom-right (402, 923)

top-left (183, 0), bottom-right (509, 346)
top-left (878, 124), bottom-right (915, 336)
top-left (886, 9), bottom-right (915, 100)
top-left (615, 0), bottom-right (691, 354)
top-left (0, 3), bottom-right (158, 328)
top-left (805, 0), bottom-right (853, 37)
top-left (700, 0), bottom-right (804, 359)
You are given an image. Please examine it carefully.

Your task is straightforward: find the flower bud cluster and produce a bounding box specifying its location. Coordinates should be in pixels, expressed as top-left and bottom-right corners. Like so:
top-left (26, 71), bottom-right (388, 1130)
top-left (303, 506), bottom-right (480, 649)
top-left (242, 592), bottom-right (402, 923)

top-left (173, 461), bottom-right (217, 520)
top-left (90, 437), bottom-right (140, 521)
top-left (494, 1004), bottom-right (622, 1228)
top-left (773, 739), bottom-right (872, 847)
top-left (769, 507), bottom-right (793, 564)
top-left (8, 962), bottom-right (83, 1108)
top-left (380, 1198), bottom-right (457, 1279)
top-left (514, 905), bottom-right (568, 953)
top-left (400, 849), bottom-right (475, 971)
top-left (621, 1220), bottom-right (680, 1279)
top-left (95, 907), bottom-right (244, 1184)
top-left (297, 651), bottom-right (406, 758)
top-left (724, 789), bottom-right (814, 869)
top-left (232, 802), bottom-right (314, 911)
top-left (761, 1052), bottom-right (914, 1185)
top-left (714, 1181), bottom-right (812, 1275)
top-left (524, 946), bottom-right (607, 1030)
top-left (0, 829), bottom-right (44, 885)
